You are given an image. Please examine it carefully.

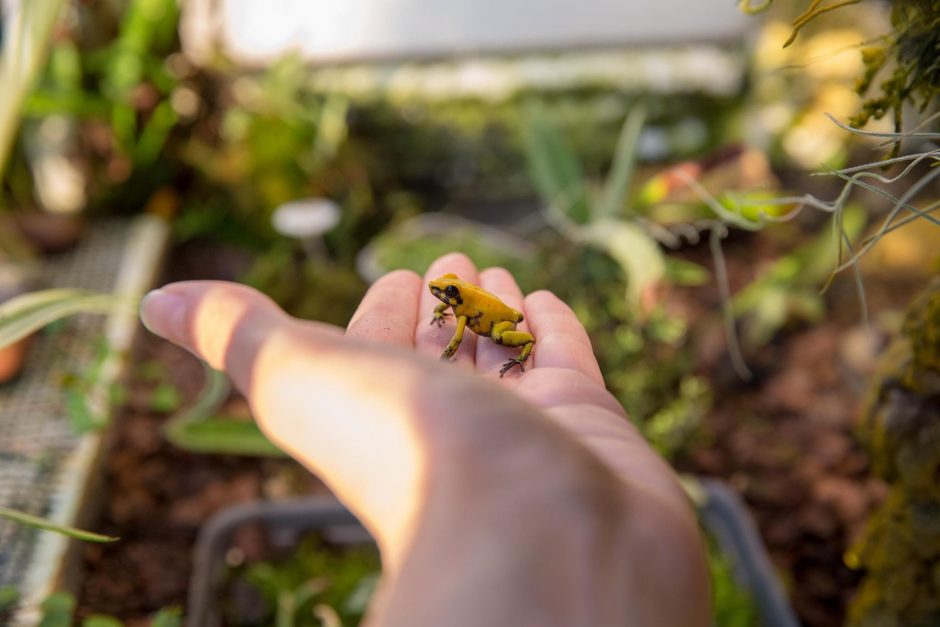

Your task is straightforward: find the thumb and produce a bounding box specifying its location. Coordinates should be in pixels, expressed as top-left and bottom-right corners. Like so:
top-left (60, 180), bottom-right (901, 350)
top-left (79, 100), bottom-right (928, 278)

top-left (140, 281), bottom-right (428, 568)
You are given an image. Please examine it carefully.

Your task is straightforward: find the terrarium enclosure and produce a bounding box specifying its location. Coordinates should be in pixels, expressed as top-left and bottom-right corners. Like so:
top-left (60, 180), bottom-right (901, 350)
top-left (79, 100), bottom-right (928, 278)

top-left (0, 0), bottom-right (939, 626)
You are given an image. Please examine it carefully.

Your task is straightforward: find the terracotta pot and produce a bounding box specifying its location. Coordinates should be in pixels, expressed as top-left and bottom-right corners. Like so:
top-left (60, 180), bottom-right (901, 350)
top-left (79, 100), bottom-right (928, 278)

top-left (0, 263), bottom-right (45, 384)
top-left (0, 338), bottom-right (31, 384)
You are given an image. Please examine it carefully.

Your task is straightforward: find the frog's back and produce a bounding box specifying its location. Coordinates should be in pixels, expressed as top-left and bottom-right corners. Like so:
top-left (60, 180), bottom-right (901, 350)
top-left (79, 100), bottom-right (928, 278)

top-left (457, 282), bottom-right (524, 335)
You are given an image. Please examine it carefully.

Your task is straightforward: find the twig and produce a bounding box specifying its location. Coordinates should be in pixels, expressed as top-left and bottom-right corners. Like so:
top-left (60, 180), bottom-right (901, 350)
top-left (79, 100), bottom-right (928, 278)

top-left (709, 225), bottom-right (753, 380)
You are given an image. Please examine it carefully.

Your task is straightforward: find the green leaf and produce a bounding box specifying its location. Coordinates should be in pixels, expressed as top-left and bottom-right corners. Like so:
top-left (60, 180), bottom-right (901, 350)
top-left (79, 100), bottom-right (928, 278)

top-left (717, 191), bottom-right (796, 224)
top-left (645, 376), bottom-right (710, 458)
top-left (65, 387), bottom-right (104, 434)
top-left (240, 537), bottom-right (380, 627)
top-left (706, 533), bottom-right (761, 627)
top-left (149, 382), bottom-right (182, 413)
top-left (135, 100), bottom-right (178, 165)
top-left (151, 607), bottom-right (183, 627)
top-left (164, 417), bottom-right (286, 457)
top-left (138, 360), bottom-right (166, 381)
top-left (39, 592), bottom-right (75, 627)
top-left (312, 94), bottom-right (350, 165)
top-left (166, 364), bottom-right (230, 425)
top-left (47, 40), bottom-right (82, 90)
top-left (0, 585), bottom-right (19, 612)
top-left (579, 219), bottom-right (666, 309)
top-left (0, 289), bottom-right (125, 350)
top-left (741, 288), bottom-right (791, 348)
top-left (162, 364), bottom-right (281, 455)
top-left (82, 615), bottom-right (123, 627)
top-left (733, 204), bottom-right (867, 314)
top-left (523, 109), bottom-right (591, 224)
top-left (730, 206), bottom-right (867, 348)
top-left (596, 106), bottom-right (645, 220)
top-left (0, 506), bottom-right (118, 543)
top-left (344, 573), bottom-right (380, 616)
top-left (22, 90), bottom-right (110, 118)
top-left (664, 257), bottom-right (710, 286)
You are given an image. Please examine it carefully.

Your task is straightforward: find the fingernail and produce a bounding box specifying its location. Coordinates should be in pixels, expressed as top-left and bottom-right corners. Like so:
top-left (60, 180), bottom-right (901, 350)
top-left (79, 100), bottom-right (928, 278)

top-left (140, 289), bottom-right (187, 342)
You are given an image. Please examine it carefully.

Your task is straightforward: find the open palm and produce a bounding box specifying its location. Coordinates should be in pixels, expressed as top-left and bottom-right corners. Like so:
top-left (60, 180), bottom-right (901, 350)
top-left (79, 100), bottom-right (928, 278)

top-left (348, 253), bottom-right (692, 515)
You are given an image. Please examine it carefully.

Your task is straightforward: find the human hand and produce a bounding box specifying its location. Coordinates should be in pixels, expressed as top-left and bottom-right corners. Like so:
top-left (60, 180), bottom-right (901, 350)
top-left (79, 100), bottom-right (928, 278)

top-left (140, 253), bottom-right (709, 627)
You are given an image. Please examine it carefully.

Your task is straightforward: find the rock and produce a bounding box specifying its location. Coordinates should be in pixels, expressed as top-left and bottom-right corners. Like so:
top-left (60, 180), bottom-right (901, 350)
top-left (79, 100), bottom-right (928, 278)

top-left (839, 325), bottom-right (884, 383)
top-left (12, 211), bottom-right (86, 254)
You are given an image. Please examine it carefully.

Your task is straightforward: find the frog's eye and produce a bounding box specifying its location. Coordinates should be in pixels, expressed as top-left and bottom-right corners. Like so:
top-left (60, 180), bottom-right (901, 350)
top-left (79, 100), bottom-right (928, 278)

top-left (444, 285), bottom-right (459, 299)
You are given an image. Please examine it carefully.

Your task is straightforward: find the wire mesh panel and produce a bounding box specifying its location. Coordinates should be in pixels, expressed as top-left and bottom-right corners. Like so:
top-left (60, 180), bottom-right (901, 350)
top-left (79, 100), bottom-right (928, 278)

top-left (0, 218), bottom-right (167, 620)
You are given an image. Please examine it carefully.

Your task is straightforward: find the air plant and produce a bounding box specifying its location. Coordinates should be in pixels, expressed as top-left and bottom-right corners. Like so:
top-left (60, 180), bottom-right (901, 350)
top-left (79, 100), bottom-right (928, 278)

top-left (646, 114), bottom-right (939, 378)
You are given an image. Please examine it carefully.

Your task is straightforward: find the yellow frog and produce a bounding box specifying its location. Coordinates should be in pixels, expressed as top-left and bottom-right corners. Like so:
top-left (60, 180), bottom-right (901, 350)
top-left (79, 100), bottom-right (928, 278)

top-left (429, 273), bottom-right (535, 377)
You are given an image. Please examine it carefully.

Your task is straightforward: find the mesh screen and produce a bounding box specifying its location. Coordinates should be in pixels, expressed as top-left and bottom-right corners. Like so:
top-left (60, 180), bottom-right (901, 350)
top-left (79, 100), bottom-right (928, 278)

top-left (0, 220), bottom-right (132, 594)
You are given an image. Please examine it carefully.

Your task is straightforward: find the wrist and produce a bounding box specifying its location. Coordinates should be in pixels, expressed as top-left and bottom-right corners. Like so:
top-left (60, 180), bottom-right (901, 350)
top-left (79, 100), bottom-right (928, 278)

top-left (372, 449), bottom-right (640, 626)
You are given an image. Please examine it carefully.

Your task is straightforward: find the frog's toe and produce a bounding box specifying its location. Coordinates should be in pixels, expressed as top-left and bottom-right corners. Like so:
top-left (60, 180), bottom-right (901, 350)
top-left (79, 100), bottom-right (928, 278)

top-left (430, 313), bottom-right (450, 327)
top-left (498, 358), bottom-right (525, 378)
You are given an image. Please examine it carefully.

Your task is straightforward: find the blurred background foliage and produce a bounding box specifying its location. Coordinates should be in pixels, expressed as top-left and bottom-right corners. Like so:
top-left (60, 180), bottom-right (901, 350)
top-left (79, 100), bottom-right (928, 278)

top-left (0, 0), bottom-right (753, 441)
top-left (0, 0), bottom-right (934, 510)
top-left (1, 0), bottom-right (939, 625)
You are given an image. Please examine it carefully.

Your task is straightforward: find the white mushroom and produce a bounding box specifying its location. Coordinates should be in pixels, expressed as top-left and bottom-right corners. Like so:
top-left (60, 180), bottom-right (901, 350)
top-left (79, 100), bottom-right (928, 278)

top-left (271, 198), bottom-right (341, 258)
top-left (272, 198), bottom-right (341, 238)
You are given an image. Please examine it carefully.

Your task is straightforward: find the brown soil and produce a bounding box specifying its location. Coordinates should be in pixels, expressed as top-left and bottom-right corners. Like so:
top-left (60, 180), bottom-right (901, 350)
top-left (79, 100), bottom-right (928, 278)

top-left (672, 236), bottom-right (925, 627)
top-left (77, 332), bottom-right (330, 625)
top-left (679, 320), bottom-right (888, 627)
top-left (77, 241), bottom-right (332, 624)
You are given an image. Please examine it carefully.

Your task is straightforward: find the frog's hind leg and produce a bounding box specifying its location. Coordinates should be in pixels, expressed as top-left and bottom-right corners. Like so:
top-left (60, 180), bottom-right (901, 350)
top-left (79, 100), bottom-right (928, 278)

top-left (491, 321), bottom-right (535, 377)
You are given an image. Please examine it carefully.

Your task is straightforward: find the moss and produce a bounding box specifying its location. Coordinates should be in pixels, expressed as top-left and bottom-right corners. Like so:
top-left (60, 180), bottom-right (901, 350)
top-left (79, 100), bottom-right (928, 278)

top-left (903, 279), bottom-right (940, 376)
top-left (849, 278), bottom-right (940, 626)
top-left (746, 0), bottom-right (940, 154)
top-left (850, 0), bottom-right (940, 138)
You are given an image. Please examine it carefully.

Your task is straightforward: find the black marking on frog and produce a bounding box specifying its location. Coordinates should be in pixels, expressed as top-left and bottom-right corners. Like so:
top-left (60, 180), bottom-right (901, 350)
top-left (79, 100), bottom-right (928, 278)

top-left (444, 285), bottom-right (463, 305)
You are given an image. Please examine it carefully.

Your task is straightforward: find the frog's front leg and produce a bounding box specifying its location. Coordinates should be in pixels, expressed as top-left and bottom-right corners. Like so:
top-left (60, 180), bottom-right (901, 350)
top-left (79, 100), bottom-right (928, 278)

top-left (491, 321), bottom-right (535, 377)
top-left (441, 315), bottom-right (467, 360)
top-left (431, 302), bottom-right (452, 327)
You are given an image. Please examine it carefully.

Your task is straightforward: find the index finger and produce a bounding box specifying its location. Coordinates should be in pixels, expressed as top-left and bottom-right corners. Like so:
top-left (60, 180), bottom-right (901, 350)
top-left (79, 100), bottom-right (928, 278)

top-left (523, 290), bottom-right (604, 384)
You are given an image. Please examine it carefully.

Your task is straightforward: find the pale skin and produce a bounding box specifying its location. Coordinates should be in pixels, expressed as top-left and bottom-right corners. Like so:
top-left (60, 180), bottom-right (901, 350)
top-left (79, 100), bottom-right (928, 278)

top-left (139, 253), bottom-right (710, 627)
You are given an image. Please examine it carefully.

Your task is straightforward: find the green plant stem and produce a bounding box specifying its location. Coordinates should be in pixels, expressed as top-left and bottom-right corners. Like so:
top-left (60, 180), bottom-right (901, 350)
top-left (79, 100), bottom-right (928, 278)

top-left (0, 506), bottom-right (117, 543)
